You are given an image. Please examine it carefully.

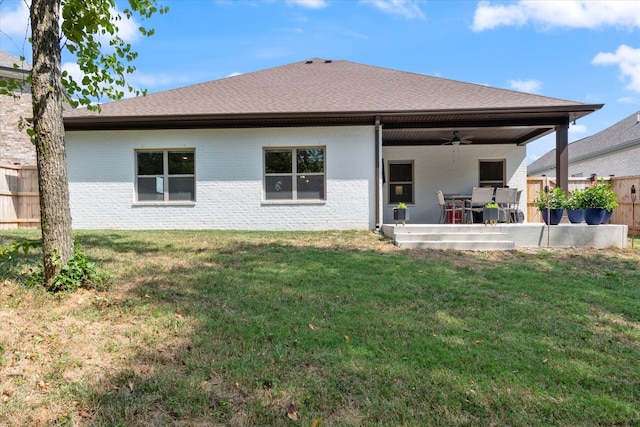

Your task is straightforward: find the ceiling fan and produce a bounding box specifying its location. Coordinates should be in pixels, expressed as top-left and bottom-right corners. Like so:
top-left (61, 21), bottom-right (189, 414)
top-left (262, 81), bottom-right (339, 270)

top-left (442, 131), bottom-right (473, 146)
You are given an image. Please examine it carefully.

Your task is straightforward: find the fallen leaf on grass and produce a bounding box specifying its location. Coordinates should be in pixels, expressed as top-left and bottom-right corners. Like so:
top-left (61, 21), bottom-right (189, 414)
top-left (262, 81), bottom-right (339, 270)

top-left (174, 312), bottom-right (183, 319)
top-left (308, 324), bottom-right (315, 330)
top-left (287, 403), bottom-right (298, 421)
top-left (38, 381), bottom-right (50, 392)
top-left (312, 418), bottom-right (323, 426)
top-left (344, 335), bottom-right (350, 344)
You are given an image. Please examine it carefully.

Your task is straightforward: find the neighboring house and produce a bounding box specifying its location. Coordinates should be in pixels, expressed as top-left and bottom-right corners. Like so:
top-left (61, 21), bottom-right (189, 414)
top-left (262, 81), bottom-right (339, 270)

top-left (63, 58), bottom-right (602, 230)
top-left (0, 50), bottom-right (34, 166)
top-left (528, 111), bottom-right (640, 178)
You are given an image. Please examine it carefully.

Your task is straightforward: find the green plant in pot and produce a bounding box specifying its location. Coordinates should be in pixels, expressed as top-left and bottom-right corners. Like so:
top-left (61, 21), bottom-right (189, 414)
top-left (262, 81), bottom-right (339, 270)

top-left (393, 202), bottom-right (408, 225)
top-left (581, 180), bottom-right (618, 225)
top-left (483, 203), bottom-right (499, 225)
top-left (533, 186), bottom-right (566, 225)
top-left (564, 188), bottom-right (584, 224)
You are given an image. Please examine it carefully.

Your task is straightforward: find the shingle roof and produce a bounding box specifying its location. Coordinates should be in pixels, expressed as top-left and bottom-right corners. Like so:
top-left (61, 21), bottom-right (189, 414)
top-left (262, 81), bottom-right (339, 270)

top-left (64, 58), bottom-right (591, 121)
top-left (0, 50), bottom-right (31, 77)
top-left (528, 111), bottom-right (640, 173)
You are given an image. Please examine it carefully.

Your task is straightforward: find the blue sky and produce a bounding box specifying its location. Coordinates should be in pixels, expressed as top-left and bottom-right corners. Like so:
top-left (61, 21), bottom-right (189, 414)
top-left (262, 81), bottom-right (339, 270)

top-left (2, 0), bottom-right (640, 164)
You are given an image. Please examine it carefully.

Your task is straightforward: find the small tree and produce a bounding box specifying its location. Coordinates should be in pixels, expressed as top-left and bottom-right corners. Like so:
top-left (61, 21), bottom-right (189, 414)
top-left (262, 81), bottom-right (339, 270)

top-left (5, 0), bottom-right (167, 287)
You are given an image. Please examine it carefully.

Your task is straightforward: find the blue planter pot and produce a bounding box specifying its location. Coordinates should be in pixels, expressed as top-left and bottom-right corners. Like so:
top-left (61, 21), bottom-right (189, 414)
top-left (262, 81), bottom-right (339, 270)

top-left (584, 208), bottom-right (606, 225)
top-left (541, 208), bottom-right (564, 225)
top-left (567, 209), bottom-right (584, 224)
top-left (602, 210), bottom-right (613, 224)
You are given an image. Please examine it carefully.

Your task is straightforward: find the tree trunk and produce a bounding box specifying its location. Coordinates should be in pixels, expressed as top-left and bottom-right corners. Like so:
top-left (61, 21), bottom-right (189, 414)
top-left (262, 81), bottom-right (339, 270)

top-left (30, 0), bottom-right (73, 286)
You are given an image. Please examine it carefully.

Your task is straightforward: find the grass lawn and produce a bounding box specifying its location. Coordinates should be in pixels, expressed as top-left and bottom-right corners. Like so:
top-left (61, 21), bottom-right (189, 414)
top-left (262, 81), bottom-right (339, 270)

top-left (1, 230), bottom-right (639, 426)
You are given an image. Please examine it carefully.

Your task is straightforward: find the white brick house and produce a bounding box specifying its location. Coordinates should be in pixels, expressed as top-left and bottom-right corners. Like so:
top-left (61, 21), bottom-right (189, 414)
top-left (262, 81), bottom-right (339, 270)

top-left (63, 59), bottom-right (602, 230)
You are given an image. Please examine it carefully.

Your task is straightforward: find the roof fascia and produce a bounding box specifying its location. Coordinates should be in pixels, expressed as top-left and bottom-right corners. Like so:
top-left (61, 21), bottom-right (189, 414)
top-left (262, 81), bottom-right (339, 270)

top-left (64, 104), bottom-right (603, 132)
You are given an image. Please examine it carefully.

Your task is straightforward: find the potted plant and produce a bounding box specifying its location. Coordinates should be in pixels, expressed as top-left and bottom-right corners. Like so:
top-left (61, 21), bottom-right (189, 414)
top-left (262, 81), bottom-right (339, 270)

top-left (580, 180), bottom-right (618, 225)
top-left (533, 186), bottom-right (566, 225)
top-left (393, 202), bottom-right (408, 226)
top-left (483, 203), bottom-right (499, 225)
top-left (564, 188), bottom-right (584, 224)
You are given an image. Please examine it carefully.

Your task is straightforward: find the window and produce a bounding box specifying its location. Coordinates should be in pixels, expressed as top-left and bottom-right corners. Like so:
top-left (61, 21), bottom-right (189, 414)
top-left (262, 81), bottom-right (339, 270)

top-left (479, 160), bottom-right (505, 188)
top-left (136, 150), bottom-right (195, 202)
top-left (388, 161), bottom-right (413, 204)
top-left (264, 147), bottom-right (325, 201)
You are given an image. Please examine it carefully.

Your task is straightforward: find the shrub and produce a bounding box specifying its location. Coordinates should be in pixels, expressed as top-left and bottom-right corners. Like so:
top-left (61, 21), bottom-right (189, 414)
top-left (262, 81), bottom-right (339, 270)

top-left (564, 188), bottom-right (584, 210)
top-left (580, 180), bottom-right (618, 211)
top-left (533, 186), bottom-right (566, 211)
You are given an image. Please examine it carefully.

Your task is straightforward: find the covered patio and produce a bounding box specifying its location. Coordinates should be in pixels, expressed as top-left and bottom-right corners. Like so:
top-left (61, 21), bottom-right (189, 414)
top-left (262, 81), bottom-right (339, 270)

top-left (374, 103), bottom-right (603, 227)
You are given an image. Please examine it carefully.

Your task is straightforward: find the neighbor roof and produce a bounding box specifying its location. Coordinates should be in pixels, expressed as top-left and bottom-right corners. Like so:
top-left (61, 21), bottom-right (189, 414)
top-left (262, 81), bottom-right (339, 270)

top-left (0, 50), bottom-right (31, 79)
top-left (528, 111), bottom-right (640, 174)
top-left (64, 58), bottom-right (602, 142)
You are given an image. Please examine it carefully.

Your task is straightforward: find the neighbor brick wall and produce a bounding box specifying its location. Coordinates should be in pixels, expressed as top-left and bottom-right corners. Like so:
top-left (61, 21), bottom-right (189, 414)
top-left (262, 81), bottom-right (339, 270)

top-left (0, 92), bottom-right (36, 166)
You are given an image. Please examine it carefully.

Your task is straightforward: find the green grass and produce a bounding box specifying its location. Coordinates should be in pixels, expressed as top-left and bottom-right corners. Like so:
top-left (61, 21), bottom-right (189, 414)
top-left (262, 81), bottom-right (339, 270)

top-left (1, 230), bottom-right (639, 426)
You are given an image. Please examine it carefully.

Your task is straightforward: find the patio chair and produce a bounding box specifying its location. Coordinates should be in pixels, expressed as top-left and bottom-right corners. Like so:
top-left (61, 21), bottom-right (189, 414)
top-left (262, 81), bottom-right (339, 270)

top-left (464, 187), bottom-right (494, 223)
top-left (495, 187), bottom-right (518, 223)
top-left (437, 191), bottom-right (463, 224)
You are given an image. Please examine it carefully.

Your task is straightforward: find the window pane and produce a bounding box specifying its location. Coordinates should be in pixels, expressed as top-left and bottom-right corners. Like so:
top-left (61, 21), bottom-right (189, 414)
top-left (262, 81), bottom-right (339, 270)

top-left (265, 150), bottom-right (292, 174)
top-left (297, 175), bottom-right (324, 200)
top-left (479, 161), bottom-right (503, 181)
top-left (389, 163), bottom-right (412, 182)
top-left (265, 176), bottom-right (292, 200)
top-left (297, 149), bottom-right (324, 173)
top-left (168, 177), bottom-right (194, 201)
top-left (168, 152), bottom-right (194, 174)
top-left (389, 184), bottom-right (412, 204)
top-left (138, 152), bottom-right (163, 175)
top-left (138, 177), bottom-right (164, 201)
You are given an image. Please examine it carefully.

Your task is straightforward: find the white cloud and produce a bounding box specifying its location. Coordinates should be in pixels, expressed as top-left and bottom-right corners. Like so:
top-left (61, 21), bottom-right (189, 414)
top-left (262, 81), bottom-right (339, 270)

top-left (569, 123), bottom-right (587, 135)
top-left (472, 0), bottom-right (640, 32)
top-left (285, 0), bottom-right (328, 9)
top-left (109, 7), bottom-right (142, 43)
top-left (361, 0), bottom-right (425, 20)
top-left (0, 2), bottom-right (30, 37)
top-left (592, 45), bottom-right (640, 92)
top-left (617, 96), bottom-right (640, 104)
top-left (508, 79), bottom-right (542, 94)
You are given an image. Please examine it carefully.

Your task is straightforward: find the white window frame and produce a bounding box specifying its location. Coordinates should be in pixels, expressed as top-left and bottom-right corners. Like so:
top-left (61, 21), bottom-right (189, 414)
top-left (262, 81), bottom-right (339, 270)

top-left (478, 159), bottom-right (505, 188)
top-left (263, 147), bottom-right (326, 202)
top-left (135, 149), bottom-right (196, 203)
top-left (388, 160), bottom-right (414, 205)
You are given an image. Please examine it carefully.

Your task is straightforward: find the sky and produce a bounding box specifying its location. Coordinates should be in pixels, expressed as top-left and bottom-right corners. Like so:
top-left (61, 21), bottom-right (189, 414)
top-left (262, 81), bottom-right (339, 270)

top-left (1, 0), bottom-right (640, 164)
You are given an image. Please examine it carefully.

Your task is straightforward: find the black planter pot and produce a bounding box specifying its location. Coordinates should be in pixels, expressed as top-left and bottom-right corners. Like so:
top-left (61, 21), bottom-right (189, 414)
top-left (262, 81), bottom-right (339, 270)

top-left (393, 208), bottom-right (408, 225)
top-left (541, 208), bottom-right (564, 225)
top-left (584, 208), bottom-right (606, 225)
top-left (567, 209), bottom-right (584, 224)
top-left (483, 207), bottom-right (499, 224)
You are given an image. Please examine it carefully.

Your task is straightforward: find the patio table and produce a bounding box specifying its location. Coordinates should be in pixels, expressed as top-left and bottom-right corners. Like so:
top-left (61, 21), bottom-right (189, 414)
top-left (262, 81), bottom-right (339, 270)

top-left (443, 194), bottom-right (471, 224)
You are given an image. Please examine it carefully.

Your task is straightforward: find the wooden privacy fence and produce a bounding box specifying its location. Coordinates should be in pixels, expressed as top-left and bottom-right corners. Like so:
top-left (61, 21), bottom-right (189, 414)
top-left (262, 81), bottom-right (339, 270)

top-left (527, 175), bottom-right (640, 233)
top-left (0, 164), bottom-right (40, 229)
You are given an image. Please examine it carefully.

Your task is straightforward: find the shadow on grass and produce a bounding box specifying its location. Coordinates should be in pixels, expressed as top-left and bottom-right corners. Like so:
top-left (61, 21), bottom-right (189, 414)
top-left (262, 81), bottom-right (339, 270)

top-left (3, 230), bottom-right (640, 426)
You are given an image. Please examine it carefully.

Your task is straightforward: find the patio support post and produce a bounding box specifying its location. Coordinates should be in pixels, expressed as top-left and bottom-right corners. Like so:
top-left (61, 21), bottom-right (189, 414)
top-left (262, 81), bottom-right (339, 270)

top-left (555, 120), bottom-right (569, 193)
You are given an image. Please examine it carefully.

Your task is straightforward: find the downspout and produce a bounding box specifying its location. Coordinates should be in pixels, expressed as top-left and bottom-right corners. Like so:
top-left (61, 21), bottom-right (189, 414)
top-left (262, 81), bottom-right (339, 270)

top-left (375, 116), bottom-right (383, 231)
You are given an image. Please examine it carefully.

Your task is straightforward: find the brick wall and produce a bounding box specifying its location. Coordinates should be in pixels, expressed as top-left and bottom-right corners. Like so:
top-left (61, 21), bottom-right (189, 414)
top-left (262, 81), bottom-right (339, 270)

top-left (0, 92), bottom-right (36, 166)
top-left (66, 126), bottom-right (377, 230)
